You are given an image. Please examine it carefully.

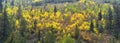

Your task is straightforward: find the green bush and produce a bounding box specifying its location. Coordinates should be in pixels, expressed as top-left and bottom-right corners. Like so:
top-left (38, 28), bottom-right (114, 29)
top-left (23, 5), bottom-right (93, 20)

top-left (59, 34), bottom-right (75, 43)
top-left (44, 31), bottom-right (55, 43)
top-left (5, 31), bottom-right (26, 43)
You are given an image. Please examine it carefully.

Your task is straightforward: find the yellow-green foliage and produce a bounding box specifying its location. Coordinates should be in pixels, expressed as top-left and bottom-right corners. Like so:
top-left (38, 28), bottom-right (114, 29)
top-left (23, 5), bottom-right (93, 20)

top-left (4, 0), bottom-right (116, 43)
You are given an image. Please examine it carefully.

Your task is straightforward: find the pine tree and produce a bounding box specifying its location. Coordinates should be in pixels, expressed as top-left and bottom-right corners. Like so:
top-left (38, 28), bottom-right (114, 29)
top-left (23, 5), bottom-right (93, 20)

top-left (60, 34), bottom-right (75, 43)
top-left (54, 5), bottom-right (57, 15)
top-left (113, 4), bottom-right (120, 39)
top-left (16, 5), bottom-right (22, 19)
top-left (98, 23), bottom-right (103, 33)
top-left (108, 7), bottom-right (113, 30)
top-left (98, 11), bottom-right (102, 21)
top-left (75, 25), bottom-right (82, 43)
top-left (5, 31), bottom-right (26, 43)
top-left (33, 20), bottom-right (37, 33)
top-left (105, 7), bottom-right (113, 34)
top-left (20, 17), bottom-right (27, 37)
top-left (90, 20), bottom-right (94, 32)
top-left (44, 30), bottom-right (55, 43)
top-left (1, 3), bottom-right (10, 43)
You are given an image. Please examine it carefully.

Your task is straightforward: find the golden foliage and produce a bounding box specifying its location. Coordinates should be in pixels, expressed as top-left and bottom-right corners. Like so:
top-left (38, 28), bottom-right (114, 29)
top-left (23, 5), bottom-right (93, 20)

top-left (79, 22), bottom-right (90, 31)
top-left (5, 2), bottom-right (115, 42)
top-left (6, 6), bottom-right (18, 15)
top-left (81, 32), bottom-right (92, 41)
top-left (6, 7), bottom-right (12, 15)
top-left (94, 28), bottom-right (99, 34)
top-left (15, 20), bottom-right (20, 29)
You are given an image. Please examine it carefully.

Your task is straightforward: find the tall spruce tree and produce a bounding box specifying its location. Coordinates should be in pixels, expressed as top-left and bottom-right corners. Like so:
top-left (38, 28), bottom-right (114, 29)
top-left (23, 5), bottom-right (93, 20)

top-left (90, 20), bottom-right (94, 32)
top-left (0, 1), bottom-right (11, 43)
top-left (113, 4), bottom-right (120, 39)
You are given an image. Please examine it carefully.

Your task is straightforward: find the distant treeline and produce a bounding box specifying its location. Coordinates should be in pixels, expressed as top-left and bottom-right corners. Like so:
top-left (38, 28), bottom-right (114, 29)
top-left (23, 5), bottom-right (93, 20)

top-left (32, 0), bottom-right (79, 6)
top-left (40, 0), bottom-right (78, 3)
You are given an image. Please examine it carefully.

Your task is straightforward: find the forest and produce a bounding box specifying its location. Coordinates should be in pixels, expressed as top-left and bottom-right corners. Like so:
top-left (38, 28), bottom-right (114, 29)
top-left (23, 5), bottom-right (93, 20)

top-left (0, 0), bottom-right (120, 43)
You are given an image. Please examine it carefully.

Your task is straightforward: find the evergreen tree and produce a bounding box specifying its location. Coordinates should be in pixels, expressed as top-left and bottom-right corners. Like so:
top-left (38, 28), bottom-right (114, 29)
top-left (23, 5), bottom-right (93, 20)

top-left (108, 7), bottom-right (113, 30)
top-left (113, 4), bottom-right (120, 39)
top-left (16, 5), bottom-right (22, 19)
top-left (33, 20), bottom-right (37, 33)
top-left (20, 17), bottom-right (27, 37)
top-left (75, 25), bottom-right (82, 43)
top-left (98, 11), bottom-right (102, 21)
top-left (98, 23), bottom-right (104, 33)
top-left (54, 5), bottom-right (57, 15)
top-left (59, 34), bottom-right (75, 43)
top-left (90, 20), bottom-right (94, 32)
top-left (106, 7), bottom-right (113, 34)
top-left (0, 2), bottom-right (11, 43)
top-left (44, 30), bottom-right (55, 43)
top-left (5, 31), bottom-right (26, 43)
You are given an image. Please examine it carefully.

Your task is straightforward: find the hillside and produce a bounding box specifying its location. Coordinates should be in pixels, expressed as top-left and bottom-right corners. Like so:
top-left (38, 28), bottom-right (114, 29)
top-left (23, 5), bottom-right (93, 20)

top-left (0, 0), bottom-right (120, 43)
